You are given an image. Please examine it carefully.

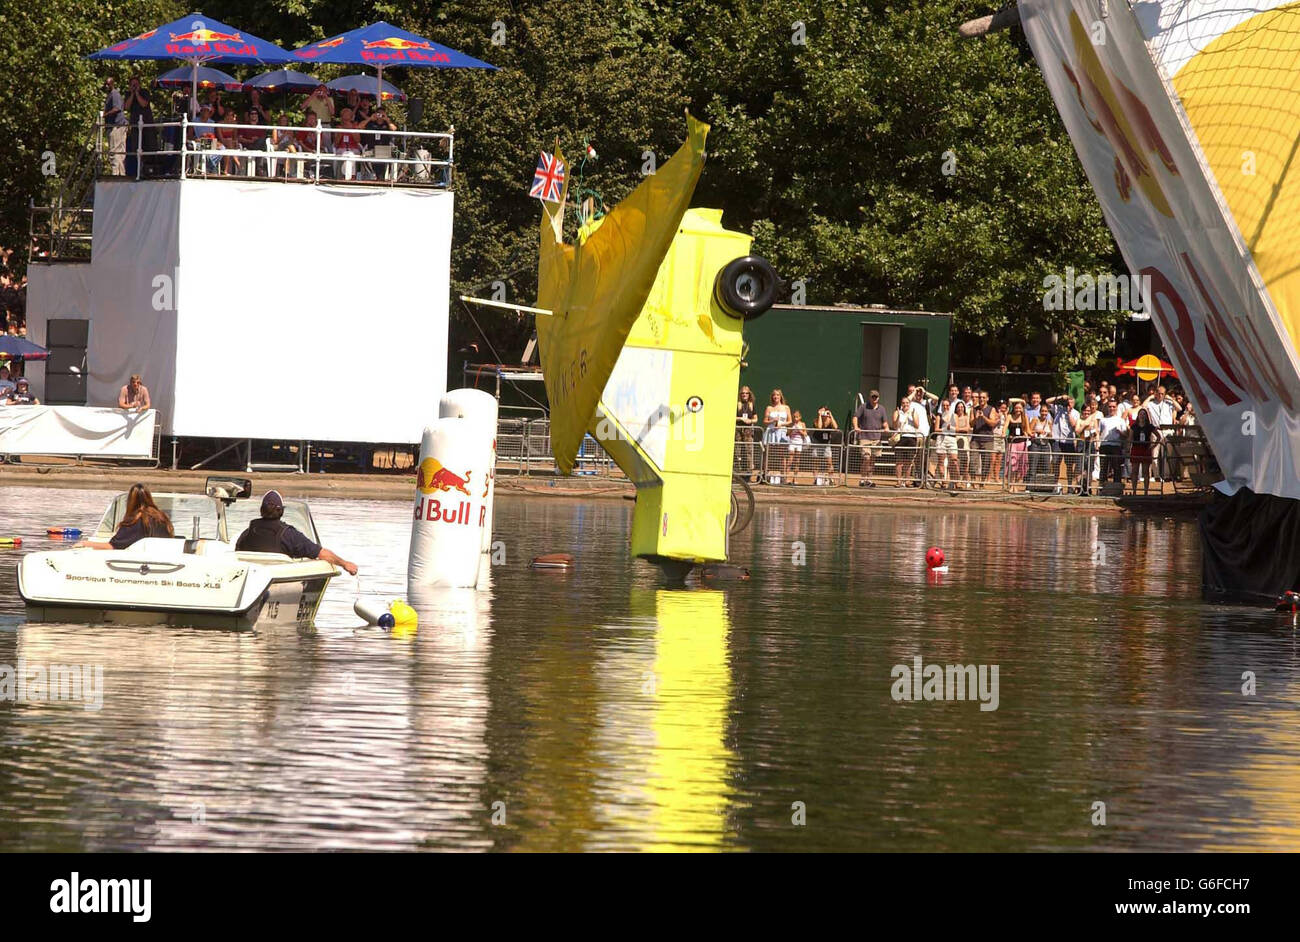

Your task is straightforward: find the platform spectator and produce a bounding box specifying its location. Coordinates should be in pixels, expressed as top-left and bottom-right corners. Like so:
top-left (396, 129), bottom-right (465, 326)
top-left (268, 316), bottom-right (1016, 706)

top-left (4, 376), bottom-right (38, 405)
top-left (246, 89), bottom-right (271, 125)
top-left (103, 77), bottom-right (127, 175)
top-left (0, 364), bottom-right (14, 396)
top-left (123, 75), bottom-right (153, 178)
top-left (118, 374), bottom-right (151, 412)
top-left (303, 85), bottom-right (335, 123)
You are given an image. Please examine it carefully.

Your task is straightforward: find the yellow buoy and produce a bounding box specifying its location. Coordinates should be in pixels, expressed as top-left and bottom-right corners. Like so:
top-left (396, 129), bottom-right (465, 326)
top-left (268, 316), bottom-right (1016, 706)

top-left (389, 599), bottom-right (418, 627)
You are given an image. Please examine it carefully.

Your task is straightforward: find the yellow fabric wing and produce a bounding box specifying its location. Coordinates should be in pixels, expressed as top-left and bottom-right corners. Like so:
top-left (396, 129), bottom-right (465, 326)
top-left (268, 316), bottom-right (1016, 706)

top-left (537, 114), bottom-right (710, 473)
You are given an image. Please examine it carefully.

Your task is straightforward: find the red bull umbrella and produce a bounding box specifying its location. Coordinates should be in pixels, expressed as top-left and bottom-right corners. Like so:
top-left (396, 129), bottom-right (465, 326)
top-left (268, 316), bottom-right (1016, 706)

top-left (89, 13), bottom-right (295, 112)
top-left (292, 21), bottom-right (495, 113)
top-left (0, 337), bottom-right (51, 361)
top-left (155, 65), bottom-right (242, 92)
top-left (327, 74), bottom-right (407, 102)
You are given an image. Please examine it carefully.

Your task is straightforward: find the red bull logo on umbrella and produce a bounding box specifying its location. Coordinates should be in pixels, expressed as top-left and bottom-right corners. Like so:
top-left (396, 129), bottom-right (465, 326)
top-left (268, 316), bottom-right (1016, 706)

top-left (361, 36), bottom-right (450, 63)
top-left (417, 457), bottom-right (472, 496)
top-left (169, 28), bottom-right (244, 44)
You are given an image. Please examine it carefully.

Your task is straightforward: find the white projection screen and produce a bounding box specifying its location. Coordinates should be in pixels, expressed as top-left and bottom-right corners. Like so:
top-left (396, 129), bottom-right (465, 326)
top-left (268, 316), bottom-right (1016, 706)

top-left (165, 180), bottom-right (452, 442)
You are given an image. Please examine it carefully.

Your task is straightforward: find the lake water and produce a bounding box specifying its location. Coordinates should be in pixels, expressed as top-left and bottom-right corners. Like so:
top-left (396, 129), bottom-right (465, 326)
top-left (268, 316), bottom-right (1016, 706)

top-left (1, 484), bottom-right (1298, 851)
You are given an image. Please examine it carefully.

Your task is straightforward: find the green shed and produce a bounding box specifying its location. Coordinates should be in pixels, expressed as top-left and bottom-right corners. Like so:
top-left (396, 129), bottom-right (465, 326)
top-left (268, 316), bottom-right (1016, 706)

top-left (740, 304), bottom-right (952, 427)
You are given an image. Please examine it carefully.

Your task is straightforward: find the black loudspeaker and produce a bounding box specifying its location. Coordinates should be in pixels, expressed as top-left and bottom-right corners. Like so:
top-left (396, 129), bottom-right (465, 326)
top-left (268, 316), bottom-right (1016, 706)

top-left (408, 97), bottom-right (424, 127)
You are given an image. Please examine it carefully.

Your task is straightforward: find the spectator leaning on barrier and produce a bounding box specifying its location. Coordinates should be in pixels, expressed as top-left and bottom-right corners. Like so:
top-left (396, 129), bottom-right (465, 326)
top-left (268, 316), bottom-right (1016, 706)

top-left (894, 395), bottom-right (924, 487)
top-left (787, 411), bottom-right (810, 482)
top-left (1024, 391), bottom-right (1043, 422)
top-left (0, 364), bottom-right (13, 397)
top-left (1048, 393), bottom-right (1081, 491)
top-left (812, 406), bottom-right (839, 480)
top-left (971, 390), bottom-right (996, 484)
top-left (853, 390), bottom-right (889, 487)
top-left (1005, 400), bottom-right (1029, 482)
top-left (1096, 399), bottom-right (1127, 485)
top-left (5, 377), bottom-right (38, 405)
top-left (934, 391), bottom-right (960, 488)
top-left (736, 386), bottom-right (759, 482)
top-left (118, 374), bottom-right (150, 412)
top-left (1142, 385), bottom-right (1180, 481)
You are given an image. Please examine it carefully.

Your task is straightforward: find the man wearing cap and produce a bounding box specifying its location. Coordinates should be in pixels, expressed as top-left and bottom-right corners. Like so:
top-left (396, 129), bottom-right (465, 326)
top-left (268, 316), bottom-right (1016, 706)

top-left (235, 490), bottom-right (358, 574)
top-left (4, 376), bottom-right (38, 405)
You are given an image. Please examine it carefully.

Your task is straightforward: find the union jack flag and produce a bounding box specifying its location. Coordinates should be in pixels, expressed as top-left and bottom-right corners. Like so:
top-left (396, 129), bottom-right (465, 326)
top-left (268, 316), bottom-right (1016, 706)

top-left (530, 151), bottom-right (566, 202)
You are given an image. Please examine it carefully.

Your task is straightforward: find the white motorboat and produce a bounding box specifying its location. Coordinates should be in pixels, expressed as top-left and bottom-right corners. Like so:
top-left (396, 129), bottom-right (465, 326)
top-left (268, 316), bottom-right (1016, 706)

top-left (17, 478), bottom-right (340, 629)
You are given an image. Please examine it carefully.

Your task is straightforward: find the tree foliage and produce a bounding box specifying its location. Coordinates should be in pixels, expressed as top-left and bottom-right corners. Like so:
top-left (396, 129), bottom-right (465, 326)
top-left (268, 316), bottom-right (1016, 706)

top-left (0, 0), bottom-right (1128, 366)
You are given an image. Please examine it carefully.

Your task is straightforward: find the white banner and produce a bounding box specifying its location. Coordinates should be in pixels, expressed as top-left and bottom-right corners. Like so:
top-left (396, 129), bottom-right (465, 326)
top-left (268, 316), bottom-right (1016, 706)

top-left (0, 406), bottom-right (157, 458)
top-left (1021, 0), bottom-right (1300, 500)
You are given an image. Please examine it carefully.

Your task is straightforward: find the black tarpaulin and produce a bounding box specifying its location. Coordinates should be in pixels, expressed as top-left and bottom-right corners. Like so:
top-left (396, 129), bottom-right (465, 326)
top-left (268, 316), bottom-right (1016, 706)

top-left (1200, 487), bottom-right (1300, 602)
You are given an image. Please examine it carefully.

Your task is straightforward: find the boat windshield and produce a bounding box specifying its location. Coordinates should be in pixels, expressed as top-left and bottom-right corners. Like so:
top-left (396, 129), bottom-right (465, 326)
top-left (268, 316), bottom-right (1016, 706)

top-left (224, 500), bottom-right (321, 547)
top-left (96, 494), bottom-right (223, 541)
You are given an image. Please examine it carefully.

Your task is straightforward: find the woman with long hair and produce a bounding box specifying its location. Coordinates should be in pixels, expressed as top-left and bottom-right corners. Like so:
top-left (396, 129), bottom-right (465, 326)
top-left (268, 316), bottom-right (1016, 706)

top-left (79, 483), bottom-right (175, 550)
top-left (1005, 401), bottom-right (1029, 483)
top-left (763, 389), bottom-right (792, 481)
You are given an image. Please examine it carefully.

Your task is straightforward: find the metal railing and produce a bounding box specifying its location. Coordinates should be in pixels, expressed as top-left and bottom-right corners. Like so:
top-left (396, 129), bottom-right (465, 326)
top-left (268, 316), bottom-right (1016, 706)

top-left (94, 114), bottom-right (454, 186)
top-left (730, 425), bottom-right (1220, 496)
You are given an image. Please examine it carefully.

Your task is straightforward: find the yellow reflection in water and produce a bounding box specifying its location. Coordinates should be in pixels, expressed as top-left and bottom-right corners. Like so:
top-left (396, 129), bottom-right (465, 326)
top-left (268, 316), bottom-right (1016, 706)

top-left (642, 589), bottom-right (734, 851)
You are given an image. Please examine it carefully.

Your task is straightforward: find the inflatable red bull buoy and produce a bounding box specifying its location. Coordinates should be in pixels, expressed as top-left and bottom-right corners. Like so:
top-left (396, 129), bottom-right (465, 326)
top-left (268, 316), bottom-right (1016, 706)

top-left (926, 546), bottom-right (945, 570)
top-left (408, 388), bottom-right (497, 590)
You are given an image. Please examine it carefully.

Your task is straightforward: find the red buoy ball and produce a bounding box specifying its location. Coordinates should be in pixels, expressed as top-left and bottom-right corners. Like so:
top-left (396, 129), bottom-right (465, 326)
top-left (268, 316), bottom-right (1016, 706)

top-left (926, 546), bottom-right (945, 570)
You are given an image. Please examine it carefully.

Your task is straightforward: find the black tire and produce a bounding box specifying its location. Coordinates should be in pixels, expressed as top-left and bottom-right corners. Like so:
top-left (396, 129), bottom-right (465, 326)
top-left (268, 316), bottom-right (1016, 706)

top-left (715, 255), bottom-right (779, 320)
top-left (729, 473), bottom-right (756, 534)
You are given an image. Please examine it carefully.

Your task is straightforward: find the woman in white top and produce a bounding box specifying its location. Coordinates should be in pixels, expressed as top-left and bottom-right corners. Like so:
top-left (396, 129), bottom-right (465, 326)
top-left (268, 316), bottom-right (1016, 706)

top-left (894, 396), bottom-right (923, 486)
top-left (764, 389), bottom-right (791, 480)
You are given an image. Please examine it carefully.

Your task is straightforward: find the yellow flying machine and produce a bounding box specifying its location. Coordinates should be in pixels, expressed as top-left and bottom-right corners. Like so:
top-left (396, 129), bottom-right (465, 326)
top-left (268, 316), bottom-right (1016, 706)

top-left (533, 115), bottom-right (780, 575)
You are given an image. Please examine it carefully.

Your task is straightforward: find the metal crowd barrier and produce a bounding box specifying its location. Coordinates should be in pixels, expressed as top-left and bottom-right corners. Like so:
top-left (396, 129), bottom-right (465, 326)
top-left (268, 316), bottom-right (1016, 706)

top-left (726, 426), bottom-right (1220, 496)
top-left (479, 416), bottom-right (1219, 494)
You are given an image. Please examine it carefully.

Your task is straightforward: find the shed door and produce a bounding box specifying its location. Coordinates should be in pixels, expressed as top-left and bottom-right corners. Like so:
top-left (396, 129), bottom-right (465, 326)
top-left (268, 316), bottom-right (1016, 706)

top-left (44, 319), bottom-right (89, 405)
top-left (861, 322), bottom-right (901, 410)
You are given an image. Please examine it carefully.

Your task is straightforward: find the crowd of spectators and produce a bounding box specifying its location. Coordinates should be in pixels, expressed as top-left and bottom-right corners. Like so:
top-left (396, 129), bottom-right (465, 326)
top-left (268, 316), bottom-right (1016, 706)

top-left (104, 75), bottom-right (422, 182)
top-left (1, 245), bottom-right (26, 338)
top-left (736, 385), bottom-right (843, 485)
top-left (738, 378), bottom-right (1200, 495)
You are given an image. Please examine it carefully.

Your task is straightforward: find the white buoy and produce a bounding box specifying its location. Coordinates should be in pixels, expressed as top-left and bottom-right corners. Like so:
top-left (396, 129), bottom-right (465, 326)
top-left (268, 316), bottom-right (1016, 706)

top-left (439, 388), bottom-right (498, 555)
top-left (408, 389), bottom-right (497, 590)
top-left (354, 598), bottom-right (395, 628)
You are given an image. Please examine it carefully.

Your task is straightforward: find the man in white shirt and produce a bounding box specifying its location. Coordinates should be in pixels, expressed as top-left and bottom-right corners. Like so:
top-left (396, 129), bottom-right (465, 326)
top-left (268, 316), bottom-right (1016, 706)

top-left (1097, 400), bottom-right (1127, 486)
top-left (1047, 393), bottom-right (1081, 491)
top-left (909, 386), bottom-right (932, 436)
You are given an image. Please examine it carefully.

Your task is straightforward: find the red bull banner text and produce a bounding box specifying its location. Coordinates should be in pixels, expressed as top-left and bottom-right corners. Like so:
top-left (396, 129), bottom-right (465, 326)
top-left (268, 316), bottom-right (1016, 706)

top-left (1021, 0), bottom-right (1300, 500)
